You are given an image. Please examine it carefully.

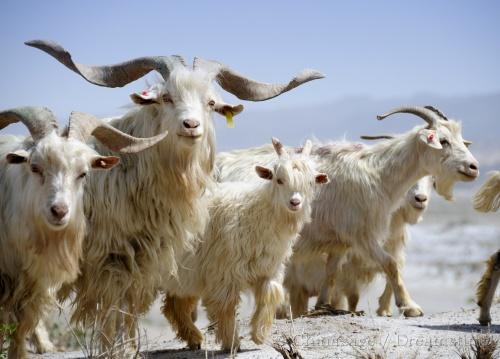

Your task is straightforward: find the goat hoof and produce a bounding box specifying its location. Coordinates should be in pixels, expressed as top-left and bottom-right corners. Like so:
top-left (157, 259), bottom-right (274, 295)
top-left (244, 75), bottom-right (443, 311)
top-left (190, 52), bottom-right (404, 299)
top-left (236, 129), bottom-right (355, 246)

top-left (403, 307), bottom-right (424, 317)
top-left (188, 343), bottom-right (201, 350)
top-left (377, 308), bottom-right (393, 317)
top-left (478, 318), bottom-right (491, 326)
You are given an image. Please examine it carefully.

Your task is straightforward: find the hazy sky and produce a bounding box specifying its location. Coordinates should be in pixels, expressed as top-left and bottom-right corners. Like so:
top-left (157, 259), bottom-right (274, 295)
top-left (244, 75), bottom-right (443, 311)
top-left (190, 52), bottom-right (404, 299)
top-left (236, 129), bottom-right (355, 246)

top-left (1, 0), bottom-right (499, 129)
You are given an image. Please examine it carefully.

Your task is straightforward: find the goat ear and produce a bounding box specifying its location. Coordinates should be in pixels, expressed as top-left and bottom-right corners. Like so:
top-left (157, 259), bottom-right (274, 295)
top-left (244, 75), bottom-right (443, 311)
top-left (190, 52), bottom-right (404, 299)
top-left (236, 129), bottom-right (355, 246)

top-left (255, 165), bottom-right (273, 180)
top-left (130, 88), bottom-right (161, 105)
top-left (91, 156), bottom-right (120, 170)
top-left (418, 129), bottom-right (442, 150)
top-left (6, 150), bottom-right (29, 164)
top-left (213, 103), bottom-right (244, 117)
top-left (315, 173), bottom-right (329, 184)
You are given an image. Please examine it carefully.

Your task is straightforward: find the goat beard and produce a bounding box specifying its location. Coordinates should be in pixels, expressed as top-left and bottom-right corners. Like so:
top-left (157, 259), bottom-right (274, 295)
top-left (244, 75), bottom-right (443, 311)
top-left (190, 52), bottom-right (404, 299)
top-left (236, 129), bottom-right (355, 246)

top-left (434, 175), bottom-right (456, 201)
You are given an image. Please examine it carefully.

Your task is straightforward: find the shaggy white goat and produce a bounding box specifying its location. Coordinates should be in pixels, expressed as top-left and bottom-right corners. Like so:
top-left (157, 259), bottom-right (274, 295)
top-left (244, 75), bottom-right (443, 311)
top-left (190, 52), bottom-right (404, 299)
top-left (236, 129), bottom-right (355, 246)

top-left (216, 105), bottom-right (478, 317)
top-left (280, 176), bottom-right (433, 318)
top-left (161, 138), bottom-right (328, 352)
top-left (0, 107), bottom-right (166, 359)
top-left (473, 171), bottom-right (500, 325)
top-left (25, 39), bottom-right (324, 350)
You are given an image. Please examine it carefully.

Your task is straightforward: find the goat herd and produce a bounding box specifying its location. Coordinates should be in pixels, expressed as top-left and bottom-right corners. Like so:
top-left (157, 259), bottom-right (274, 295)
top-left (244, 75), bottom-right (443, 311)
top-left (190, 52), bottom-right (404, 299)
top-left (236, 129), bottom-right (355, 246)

top-left (0, 40), bottom-right (498, 358)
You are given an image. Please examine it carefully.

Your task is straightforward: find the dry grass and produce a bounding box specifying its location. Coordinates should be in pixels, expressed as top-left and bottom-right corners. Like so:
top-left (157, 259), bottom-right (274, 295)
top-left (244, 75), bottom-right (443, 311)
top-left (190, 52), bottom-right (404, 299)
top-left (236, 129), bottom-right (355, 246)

top-left (50, 304), bottom-right (147, 359)
top-left (272, 307), bottom-right (304, 359)
top-left (456, 334), bottom-right (499, 359)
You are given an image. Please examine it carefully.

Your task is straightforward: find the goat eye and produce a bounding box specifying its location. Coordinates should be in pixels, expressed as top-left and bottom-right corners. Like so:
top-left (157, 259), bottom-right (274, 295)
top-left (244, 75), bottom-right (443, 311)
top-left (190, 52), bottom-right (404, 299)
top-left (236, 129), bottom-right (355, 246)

top-left (208, 100), bottom-right (215, 107)
top-left (77, 172), bottom-right (87, 180)
top-left (440, 139), bottom-right (450, 146)
top-left (162, 94), bottom-right (173, 104)
top-left (277, 179), bottom-right (284, 185)
top-left (30, 164), bottom-right (42, 175)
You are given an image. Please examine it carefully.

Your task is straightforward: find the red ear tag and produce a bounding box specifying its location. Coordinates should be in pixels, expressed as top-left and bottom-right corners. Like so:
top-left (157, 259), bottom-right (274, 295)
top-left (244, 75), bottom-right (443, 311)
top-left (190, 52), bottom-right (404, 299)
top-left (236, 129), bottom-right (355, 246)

top-left (427, 133), bottom-right (434, 142)
top-left (141, 91), bottom-right (149, 96)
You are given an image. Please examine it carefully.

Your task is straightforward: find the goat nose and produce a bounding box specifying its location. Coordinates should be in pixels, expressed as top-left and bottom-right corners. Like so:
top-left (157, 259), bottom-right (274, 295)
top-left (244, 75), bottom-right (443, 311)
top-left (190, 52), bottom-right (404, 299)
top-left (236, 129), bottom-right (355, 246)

top-left (50, 204), bottom-right (68, 220)
top-left (469, 163), bottom-right (479, 172)
top-left (290, 198), bottom-right (301, 206)
top-left (183, 119), bottom-right (200, 129)
top-left (414, 194), bottom-right (427, 203)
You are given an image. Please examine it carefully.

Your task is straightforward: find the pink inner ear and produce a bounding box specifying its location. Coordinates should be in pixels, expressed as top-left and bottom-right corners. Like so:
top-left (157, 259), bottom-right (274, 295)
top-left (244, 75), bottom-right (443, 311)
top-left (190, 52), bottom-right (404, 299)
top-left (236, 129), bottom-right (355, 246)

top-left (141, 91), bottom-right (149, 96)
top-left (427, 133), bottom-right (434, 142)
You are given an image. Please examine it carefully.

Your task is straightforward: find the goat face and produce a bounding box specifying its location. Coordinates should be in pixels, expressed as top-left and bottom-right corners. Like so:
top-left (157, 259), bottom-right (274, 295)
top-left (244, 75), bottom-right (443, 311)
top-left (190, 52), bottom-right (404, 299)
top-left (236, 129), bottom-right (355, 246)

top-left (256, 157), bottom-right (329, 213)
top-left (130, 67), bottom-right (243, 148)
top-left (404, 176), bottom-right (433, 224)
top-left (6, 133), bottom-right (119, 230)
top-left (419, 120), bottom-right (479, 200)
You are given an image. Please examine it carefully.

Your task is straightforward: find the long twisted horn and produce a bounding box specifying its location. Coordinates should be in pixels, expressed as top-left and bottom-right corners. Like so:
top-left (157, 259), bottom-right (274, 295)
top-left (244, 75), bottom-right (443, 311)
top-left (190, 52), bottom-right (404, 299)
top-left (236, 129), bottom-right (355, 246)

top-left (25, 40), bottom-right (185, 88)
top-left (360, 135), bottom-right (395, 140)
top-left (376, 106), bottom-right (441, 128)
top-left (0, 106), bottom-right (58, 141)
top-left (194, 58), bottom-right (324, 101)
top-left (424, 105), bottom-right (448, 121)
top-left (68, 112), bottom-right (168, 153)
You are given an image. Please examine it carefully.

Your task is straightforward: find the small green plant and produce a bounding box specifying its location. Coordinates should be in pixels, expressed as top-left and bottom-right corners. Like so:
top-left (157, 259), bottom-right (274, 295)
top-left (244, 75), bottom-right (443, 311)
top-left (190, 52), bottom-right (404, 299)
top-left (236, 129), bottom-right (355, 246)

top-left (0, 320), bottom-right (17, 359)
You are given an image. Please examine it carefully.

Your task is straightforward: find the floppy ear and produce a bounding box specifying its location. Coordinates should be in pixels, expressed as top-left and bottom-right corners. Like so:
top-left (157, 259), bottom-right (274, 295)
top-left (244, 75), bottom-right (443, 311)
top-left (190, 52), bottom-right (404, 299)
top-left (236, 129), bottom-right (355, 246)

top-left (315, 173), bottom-right (329, 184)
top-left (91, 156), bottom-right (120, 170)
top-left (6, 149), bottom-right (29, 164)
top-left (130, 87), bottom-right (161, 105)
top-left (418, 129), bottom-right (442, 150)
top-left (255, 165), bottom-right (273, 180)
top-left (213, 103), bottom-right (244, 117)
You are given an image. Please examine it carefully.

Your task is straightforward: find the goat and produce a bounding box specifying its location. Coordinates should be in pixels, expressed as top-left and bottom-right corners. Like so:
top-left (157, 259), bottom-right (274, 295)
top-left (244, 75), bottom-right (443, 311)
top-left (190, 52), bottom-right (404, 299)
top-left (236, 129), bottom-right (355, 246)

top-left (280, 175), bottom-right (433, 317)
top-left (161, 138), bottom-right (328, 352)
top-left (0, 107), bottom-right (167, 359)
top-left (25, 39), bottom-right (324, 350)
top-left (216, 105), bottom-right (478, 317)
top-left (473, 171), bottom-right (500, 325)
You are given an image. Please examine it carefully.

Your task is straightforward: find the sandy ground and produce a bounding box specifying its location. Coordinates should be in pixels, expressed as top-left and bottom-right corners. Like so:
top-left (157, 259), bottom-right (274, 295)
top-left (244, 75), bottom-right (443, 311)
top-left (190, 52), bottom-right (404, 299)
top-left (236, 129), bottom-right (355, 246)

top-left (37, 304), bottom-right (500, 358)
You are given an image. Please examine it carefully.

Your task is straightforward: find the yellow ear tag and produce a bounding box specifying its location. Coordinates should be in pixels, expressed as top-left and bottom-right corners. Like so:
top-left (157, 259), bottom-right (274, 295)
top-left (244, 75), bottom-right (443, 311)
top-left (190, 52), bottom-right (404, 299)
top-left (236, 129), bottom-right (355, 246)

top-left (225, 112), bottom-right (234, 128)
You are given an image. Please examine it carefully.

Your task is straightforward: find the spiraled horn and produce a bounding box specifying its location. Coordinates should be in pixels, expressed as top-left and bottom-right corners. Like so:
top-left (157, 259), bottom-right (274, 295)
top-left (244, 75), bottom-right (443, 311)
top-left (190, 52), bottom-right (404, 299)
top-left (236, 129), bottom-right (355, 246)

top-left (25, 39), bottom-right (185, 88)
top-left (424, 105), bottom-right (448, 121)
top-left (360, 135), bottom-right (395, 140)
top-left (193, 57), bottom-right (324, 101)
top-left (68, 112), bottom-right (168, 153)
top-left (376, 106), bottom-right (441, 128)
top-left (0, 106), bottom-right (58, 141)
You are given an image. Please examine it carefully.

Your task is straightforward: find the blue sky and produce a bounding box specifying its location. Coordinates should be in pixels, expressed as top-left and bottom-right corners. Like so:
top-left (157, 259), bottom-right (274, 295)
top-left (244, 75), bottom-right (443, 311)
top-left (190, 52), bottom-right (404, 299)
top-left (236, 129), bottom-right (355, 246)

top-left (1, 0), bottom-right (499, 133)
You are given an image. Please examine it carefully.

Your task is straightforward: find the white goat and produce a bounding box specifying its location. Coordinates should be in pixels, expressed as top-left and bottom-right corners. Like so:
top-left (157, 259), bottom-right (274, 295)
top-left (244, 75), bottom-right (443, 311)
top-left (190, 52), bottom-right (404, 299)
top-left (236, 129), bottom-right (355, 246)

top-left (280, 175), bottom-right (433, 317)
top-left (161, 138), bottom-right (328, 352)
top-left (216, 105), bottom-right (478, 317)
top-left (473, 171), bottom-right (500, 325)
top-left (25, 39), bottom-right (324, 349)
top-left (0, 107), bottom-right (166, 359)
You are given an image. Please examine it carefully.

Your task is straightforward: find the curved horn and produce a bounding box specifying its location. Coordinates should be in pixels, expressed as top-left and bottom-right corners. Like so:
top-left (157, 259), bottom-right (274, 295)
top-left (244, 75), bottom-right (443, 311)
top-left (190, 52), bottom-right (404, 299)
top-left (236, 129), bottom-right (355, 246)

top-left (376, 106), bottom-right (440, 128)
top-left (360, 135), bottom-right (395, 140)
top-left (68, 112), bottom-right (168, 153)
top-left (302, 140), bottom-right (313, 156)
top-left (424, 105), bottom-right (448, 121)
top-left (25, 40), bottom-right (185, 87)
top-left (0, 106), bottom-right (58, 141)
top-left (194, 58), bottom-right (324, 101)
